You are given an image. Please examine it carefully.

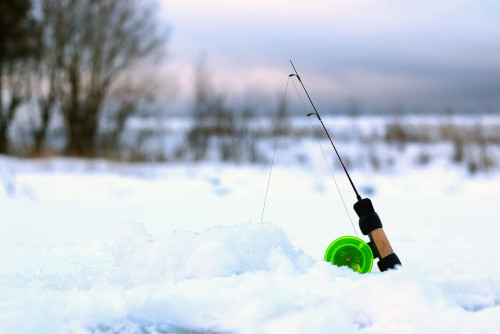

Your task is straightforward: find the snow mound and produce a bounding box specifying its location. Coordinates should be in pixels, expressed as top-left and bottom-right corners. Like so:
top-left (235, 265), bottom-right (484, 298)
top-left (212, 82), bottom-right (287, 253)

top-left (113, 222), bottom-right (314, 283)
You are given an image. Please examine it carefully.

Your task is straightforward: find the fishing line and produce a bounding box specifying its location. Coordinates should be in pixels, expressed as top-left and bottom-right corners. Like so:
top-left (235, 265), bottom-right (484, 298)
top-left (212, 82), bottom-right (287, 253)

top-left (290, 61), bottom-right (362, 202)
top-left (260, 76), bottom-right (291, 223)
top-left (290, 76), bottom-right (359, 237)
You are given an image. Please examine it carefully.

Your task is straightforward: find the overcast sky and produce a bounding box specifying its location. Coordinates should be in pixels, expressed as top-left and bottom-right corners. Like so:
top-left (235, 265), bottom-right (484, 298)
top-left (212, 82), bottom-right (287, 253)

top-left (160, 0), bottom-right (500, 113)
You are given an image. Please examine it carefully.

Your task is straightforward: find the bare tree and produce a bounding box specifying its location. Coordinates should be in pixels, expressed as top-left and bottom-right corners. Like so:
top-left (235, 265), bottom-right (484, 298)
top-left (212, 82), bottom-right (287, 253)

top-left (97, 72), bottom-right (162, 160)
top-left (29, 2), bottom-right (63, 156)
top-left (187, 60), bottom-right (217, 161)
top-left (39, 0), bottom-right (167, 157)
top-left (0, 0), bottom-right (39, 154)
top-left (185, 59), bottom-right (268, 163)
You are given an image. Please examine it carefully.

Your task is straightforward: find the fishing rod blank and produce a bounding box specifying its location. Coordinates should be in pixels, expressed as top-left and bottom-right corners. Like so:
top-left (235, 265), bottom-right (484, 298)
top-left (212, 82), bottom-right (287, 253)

top-left (289, 60), bottom-right (362, 201)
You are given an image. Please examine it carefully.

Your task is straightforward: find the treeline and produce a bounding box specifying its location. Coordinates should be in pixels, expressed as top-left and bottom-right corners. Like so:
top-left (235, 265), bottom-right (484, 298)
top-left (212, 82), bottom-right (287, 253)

top-left (170, 61), bottom-right (290, 164)
top-left (0, 0), bottom-right (166, 158)
top-left (1, 0), bottom-right (288, 162)
top-left (2, 0), bottom-right (498, 172)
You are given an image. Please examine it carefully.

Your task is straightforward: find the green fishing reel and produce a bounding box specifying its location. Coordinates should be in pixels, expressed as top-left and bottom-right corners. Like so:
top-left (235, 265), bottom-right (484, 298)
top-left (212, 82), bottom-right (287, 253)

top-left (324, 236), bottom-right (374, 274)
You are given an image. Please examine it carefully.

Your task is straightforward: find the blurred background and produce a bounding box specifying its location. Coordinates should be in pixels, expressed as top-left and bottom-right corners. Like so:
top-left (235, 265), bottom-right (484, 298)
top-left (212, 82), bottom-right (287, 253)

top-left (1, 0), bottom-right (500, 173)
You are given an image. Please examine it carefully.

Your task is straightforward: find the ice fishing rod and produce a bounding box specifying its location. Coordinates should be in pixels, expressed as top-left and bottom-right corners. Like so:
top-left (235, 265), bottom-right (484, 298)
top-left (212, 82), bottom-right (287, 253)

top-left (289, 60), bottom-right (401, 273)
top-left (289, 60), bottom-right (362, 202)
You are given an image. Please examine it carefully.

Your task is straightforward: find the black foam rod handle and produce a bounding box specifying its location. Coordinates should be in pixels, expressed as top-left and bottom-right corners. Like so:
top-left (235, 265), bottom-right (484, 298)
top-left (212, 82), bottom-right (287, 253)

top-left (353, 198), bottom-right (375, 218)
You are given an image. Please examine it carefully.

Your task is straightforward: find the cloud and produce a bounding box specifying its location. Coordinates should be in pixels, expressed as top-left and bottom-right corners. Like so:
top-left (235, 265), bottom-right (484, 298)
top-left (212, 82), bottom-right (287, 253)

top-left (160, 0), bottom-right (500, 112)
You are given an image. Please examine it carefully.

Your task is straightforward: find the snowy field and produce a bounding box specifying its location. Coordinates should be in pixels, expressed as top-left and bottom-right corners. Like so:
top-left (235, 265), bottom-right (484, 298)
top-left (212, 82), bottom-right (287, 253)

top-left (1, 152), bottom-right (500, 333)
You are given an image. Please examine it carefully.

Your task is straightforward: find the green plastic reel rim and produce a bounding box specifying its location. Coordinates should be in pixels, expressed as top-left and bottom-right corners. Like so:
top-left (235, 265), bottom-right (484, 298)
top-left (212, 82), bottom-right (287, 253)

top-left (324, 236), bottom-right (374, 274)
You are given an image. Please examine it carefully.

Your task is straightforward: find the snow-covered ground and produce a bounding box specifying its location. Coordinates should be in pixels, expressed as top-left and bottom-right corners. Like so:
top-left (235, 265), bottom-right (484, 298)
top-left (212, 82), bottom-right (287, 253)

top-left (1, 152), bottom-right (499, 333)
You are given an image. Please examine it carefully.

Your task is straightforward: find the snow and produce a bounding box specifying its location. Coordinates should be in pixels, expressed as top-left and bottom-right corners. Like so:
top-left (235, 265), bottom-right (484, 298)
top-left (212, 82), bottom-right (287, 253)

top-left (1, 153), bottom-right (500, 333)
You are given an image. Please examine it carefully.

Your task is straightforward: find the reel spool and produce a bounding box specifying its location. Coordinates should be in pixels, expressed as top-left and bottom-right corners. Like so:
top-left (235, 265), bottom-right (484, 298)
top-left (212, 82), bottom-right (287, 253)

top-left (324, 236), bottom-right (374, 274)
